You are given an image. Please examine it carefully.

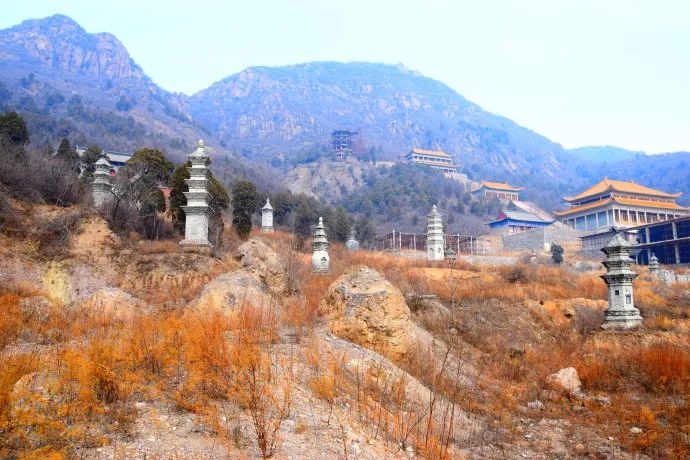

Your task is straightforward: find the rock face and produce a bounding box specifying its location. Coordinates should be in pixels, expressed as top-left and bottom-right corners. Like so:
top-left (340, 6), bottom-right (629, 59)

top-left (235, 239), bottom-right (291, 294)
top-left (79, 287), bottom-right (146, 322)
top-left (318, 267), bottom-right (414, 360)
top-left (190, 270), bottom-right (273, 315)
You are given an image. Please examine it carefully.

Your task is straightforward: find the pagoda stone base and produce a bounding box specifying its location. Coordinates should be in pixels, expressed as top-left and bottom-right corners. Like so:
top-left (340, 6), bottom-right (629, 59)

top-left (601, 310), bottom-right (643, 330)
top-left (261, 226), bottom-right (273, 233)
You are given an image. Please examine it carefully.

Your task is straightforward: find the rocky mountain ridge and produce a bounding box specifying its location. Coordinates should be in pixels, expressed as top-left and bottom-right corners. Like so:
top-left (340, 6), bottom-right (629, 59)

top-left (1, 15), bottom-right (688, 210)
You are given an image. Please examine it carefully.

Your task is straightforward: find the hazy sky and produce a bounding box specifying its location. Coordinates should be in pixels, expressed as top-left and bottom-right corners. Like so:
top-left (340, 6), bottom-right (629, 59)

top-left (3, 1), bottom-right (690, 153)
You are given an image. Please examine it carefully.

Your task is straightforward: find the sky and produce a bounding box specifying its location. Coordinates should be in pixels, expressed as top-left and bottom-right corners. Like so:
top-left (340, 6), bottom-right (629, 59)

top-left (2, 0), bottom-right (690, 154)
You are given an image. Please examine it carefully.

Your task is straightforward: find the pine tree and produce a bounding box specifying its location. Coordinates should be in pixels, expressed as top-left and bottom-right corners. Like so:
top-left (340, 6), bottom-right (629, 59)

top-left (231, 180), bottom-right (259, 239)
top-left (56, 138), bottom-right (80, 172)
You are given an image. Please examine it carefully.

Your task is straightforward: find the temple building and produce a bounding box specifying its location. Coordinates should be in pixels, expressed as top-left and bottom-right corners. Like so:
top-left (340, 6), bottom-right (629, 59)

top-left (632, 215), bottom-right (690, 265)
top-left (76, 145), bottom-right (132, 170)
top-left (555, 178), bottom-right (688, 231)
top-left (472, 181), bottom-right (524, 202)
top-left (487, 210), bottom-right (553, 233)
top-left (405, 148), bottom-right (457, 173)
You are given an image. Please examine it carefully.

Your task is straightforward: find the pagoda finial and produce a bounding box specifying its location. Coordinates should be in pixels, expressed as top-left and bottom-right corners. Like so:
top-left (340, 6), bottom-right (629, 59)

top-left (197, 139), bottom-right (204, 148)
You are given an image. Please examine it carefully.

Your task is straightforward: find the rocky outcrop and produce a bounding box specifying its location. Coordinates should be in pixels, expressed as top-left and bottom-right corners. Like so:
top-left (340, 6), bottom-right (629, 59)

top-left (78, 287), bottom-right (146, 322)
top-left (189, 270), bottom-right (274, 315)
top-left (318, 267), bottom-right (414, 360)
top-left (546, 367), bottom-right (583, 395)
top-left (235, 239), bottom-right (292, 294)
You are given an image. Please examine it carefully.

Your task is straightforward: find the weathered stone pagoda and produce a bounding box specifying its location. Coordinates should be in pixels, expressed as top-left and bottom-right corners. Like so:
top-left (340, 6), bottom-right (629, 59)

top-left (312, 217), bottom-right (330, 273)
top-left (345, 227), bottom-right (360, 251)
top-left (180, 140), bottom-right (212, 248)
top-left (601, 233), bottom-right (642, 330)
top-left (91, 156), bottom-right (113, 208)
top-left (261, 198), bottom-right (274, 233)
top-left (427, 205), bottom-right (444, 261)
top-left (648, 253), bottom-right (659, 276)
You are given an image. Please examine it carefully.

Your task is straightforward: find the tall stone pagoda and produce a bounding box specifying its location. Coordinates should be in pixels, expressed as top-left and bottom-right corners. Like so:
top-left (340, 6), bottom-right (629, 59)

top-left (345, 227), bottom-right (360, 251)
top-left (180, 140), bottom-right (212, 248)
top-left (311, 217), bottom-right (330, 273)
top-left (601, 233), bottom-right (642, 330)
top-left (261, 198), bottom-right (274, 233)
top-left (427, 205), bottom-right (444, 261)
top-left (91, 156), bottom-right (113, 208)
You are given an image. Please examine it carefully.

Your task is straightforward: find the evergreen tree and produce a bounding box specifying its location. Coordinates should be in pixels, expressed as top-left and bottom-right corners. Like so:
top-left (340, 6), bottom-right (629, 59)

top-left (56, 138), bottom-right (80, 171)
top-left (231, 179), bottom-right (259, 239)
top-left (80, 145), bottom-right (103, 182)
top-left (0, 111), bottom-right (29, 158)
top-left (330, 206), bottom-right (351, 243)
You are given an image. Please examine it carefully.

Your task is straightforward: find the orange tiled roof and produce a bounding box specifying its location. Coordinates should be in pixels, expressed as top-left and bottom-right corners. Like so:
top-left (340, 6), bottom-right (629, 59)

top-left (614, 196), bottom-right (688, 210)
top-left (410, 148), bottom-right (452, 158)
top-left (554, 198), bottom-right (613, 216)
top-left (477, 180), bottom-right (524, 192)
top-left (564, 178), bottom-right (682, 203)
top-left (554, 196), bottom-right (688, 217)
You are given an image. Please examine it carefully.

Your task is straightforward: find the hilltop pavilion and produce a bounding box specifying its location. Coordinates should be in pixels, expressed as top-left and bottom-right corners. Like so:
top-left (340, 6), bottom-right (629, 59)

top-left (555, 178), bottom-right (688, 231)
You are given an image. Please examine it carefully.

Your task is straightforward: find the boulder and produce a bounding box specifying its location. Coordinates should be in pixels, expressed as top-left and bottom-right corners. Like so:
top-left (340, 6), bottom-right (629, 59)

top-left (79, 287), bottom-right (146, 322)
top-left (546, 367), bottom-right (582, 394)
top-left (235, 239), bottom-right (292, 294)
top-left (190, 270), bottom-right (274, 315)
top-left (318, 267), bottom-right (414, 360)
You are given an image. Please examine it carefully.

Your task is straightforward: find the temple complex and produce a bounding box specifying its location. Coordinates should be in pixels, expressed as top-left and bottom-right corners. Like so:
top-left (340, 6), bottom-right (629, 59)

top-left (556, 178), bottom-right (688, 231)
top-left (312, 217), bottom-right (330, 273)
top-left (426, 205), bottom-right (444, 261)
top-left (601, 233), bottom-right (642, 330)
top-left (404, 148), bottom-right (457, 173)
top-left (91, 156), bottom-right (113, 208)
top-left (261, 198), bottom-right (274, 232)
top-left (472, 181), bottom-right (524, 202)
top-left (180, 140), bottom-right (212, 248)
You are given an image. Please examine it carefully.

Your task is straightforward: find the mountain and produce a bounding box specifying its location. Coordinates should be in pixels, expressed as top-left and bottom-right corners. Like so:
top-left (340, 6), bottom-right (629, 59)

top-left (191, 63), bottom-right (574, 175)
top-left (2, 15), bottom-right (688, 213)
top-left (567, 145), bottom-right (643, 164)
top-left (0, 14), bottom-right (280, 190)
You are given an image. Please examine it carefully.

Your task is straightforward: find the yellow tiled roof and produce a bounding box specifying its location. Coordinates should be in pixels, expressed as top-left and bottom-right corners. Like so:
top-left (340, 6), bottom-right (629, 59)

top-left (564, 178), bottom-right (682, 203)
top-left (410, 148), bottom-right (452, 158)
top-left (554, 196), bottom-right (688, 217)
top-left (477, 180), bottom-right (524, 192)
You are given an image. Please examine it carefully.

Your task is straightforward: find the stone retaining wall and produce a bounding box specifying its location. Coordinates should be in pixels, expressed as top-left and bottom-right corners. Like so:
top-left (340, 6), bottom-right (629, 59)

top-left (502, 226), bottom-right (584, 252)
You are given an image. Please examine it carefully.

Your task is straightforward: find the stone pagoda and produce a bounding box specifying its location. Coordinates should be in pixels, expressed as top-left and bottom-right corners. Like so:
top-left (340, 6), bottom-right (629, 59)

top-left (261, 198), bottom-right (274, 233)
top-left (180, 140), bottom-right (212, 248)
top-left (601, 233), bottom-right (642, 330)
top-left (427, 205), bottom-right (444, 261)
top-left (648, 253), bottom-right (659, 276)
top-left (345, 227), bottom-right (360, 251)
top-left (91, 156), bottom-right (113, 208)
top-left (311, 217), bottom-right (330, 273)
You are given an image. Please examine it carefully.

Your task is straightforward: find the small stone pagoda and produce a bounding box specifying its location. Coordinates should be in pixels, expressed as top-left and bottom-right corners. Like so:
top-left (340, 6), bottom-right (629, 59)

top-left (312, 217), bottom-right (330, 273)
top-left (91, 156), bottom-right (113, 208)
top-left (261, 198), bottom-right (274, 233)
top-left (180, 140), bottom-right (212, 248)
top-left (427, 205), bottom-right (444, 261)
top-left (601, 233), bottom-right (642, 330)
top-left (648, 253), bottom-right (659, 276)
top-left (345, 227), bottom-right (359, 251)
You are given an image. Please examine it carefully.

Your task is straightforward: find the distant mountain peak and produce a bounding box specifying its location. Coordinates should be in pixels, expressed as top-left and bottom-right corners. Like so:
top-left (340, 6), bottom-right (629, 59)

top-left (0, 14), bottom-right (144, 81)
